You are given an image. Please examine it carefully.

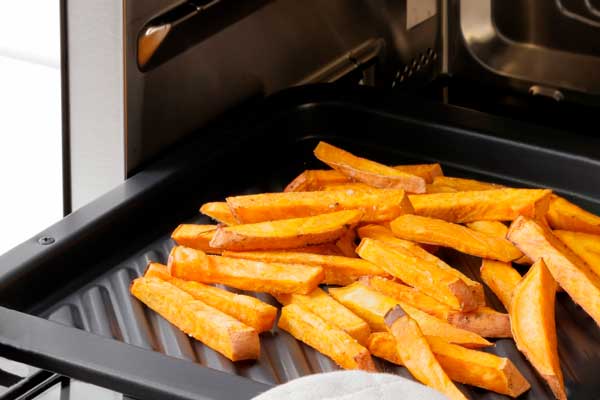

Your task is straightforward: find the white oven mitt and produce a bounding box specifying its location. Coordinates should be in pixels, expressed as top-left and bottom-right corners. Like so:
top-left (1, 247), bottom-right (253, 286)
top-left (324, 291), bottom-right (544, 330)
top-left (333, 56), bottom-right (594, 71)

top-left (251, 370), bottom-right (447, 400)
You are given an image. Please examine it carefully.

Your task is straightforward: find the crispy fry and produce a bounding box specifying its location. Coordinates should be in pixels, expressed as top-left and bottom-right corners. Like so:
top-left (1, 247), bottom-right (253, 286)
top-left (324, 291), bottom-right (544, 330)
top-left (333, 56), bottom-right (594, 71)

top-left (554, 230), bottom-right (600, 278)
top-left (384, 306), bottom-right (468, 400)
top-left (199, 202), bottom-right (238, 225)
top-left (335, 228), bottom-right (357, 257)
top-left (466, 220), bottom-right (508, 238)
top-left (329, 283), bottom-right (492, 348)
top-left (357, 224), bottom-right (485, 306)
top-left (226, 189), bottom-right (414, 224)
top-left (284, 243), bottom-right (344, 256)
top-left (285, 164), bottom-right (443, 192)
top-left (546, 195), bottom-right (600, 235)
top-left (209, 210), bottom-right (362, 251)
top-left (284, 170), bottom-right (349, 192)
top-left (221, 250), bottom-right (389, 286)
top-left (321, 182), bottom-right (377, 192)
top-left (356, 238), bottom-right (477, 311)
top-left (314, 142), bottom-right (426, 193)
top-left (168, 246), bottom-right (323, 294)
top-left (278, 304), bottom-right (377, 371)
top-left (480, 260), bottom-right (522, 311)
top-left (361, 276), bottom-right (511, 338)
top-left (131, 276), bottom-right (259, 361)
top-left (391, 215), bottom-right (523, 262)
top-left (508, 216), bottom-right (600, 325)
top-left (395, 164), bottom-right (443, 184)
top-left (510, 260), bottom-right (566, 400)
top-left (408, 188), bottom-right (552, 223)
top-left (468, 221), bottom-right (532, 264)
top-left (145, 263), bottom-right (276, 332)
top-left (429, 176), bottom-right (504, 192)
top-left (368, 333), bottom-right (530, 397)
top-left (171, 224), bottom-right (221, 254)
top-left (274, 288), bottom-right (370, 345)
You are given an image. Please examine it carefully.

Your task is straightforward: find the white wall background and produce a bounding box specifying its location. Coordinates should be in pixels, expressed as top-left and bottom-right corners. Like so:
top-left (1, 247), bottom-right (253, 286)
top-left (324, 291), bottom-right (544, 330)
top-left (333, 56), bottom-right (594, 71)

top-left (0, 2), bottom-right (62, 255)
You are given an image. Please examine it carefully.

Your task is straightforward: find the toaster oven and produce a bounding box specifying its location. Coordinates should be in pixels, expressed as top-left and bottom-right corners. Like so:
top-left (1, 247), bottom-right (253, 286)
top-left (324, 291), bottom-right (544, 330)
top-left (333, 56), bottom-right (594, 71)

top-left (1, 1), bottom-right (600, 398)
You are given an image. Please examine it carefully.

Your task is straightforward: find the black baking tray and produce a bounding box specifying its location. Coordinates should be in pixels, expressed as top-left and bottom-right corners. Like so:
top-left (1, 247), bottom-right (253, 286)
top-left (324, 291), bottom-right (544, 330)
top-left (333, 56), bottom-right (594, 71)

top-left (1, 85), bottom-right (600, 400)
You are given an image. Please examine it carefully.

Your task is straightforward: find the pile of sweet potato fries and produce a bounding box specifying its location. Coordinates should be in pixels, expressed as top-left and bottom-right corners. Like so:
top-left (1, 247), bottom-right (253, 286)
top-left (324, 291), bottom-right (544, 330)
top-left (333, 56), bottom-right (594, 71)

top-left (131, 141), bottom-right (600, 399)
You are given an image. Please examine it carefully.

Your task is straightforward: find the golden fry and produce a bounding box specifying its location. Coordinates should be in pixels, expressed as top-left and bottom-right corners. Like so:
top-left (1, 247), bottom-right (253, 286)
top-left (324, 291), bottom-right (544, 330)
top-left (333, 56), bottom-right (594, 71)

top-left (274, 287), bottom-right (370, 345)
top-left (221, 250), bottom-right (388, 286)
top-left (546, 195), bottom-right (600, 235)
top-left (554, 230), bottom-right (600, 278)
top-left (199, 202), bottom-right (238, 225)
top-left (171, 224), bottom-right (221, 254)
top-left (408, 188), bottom-right (552, 223)
top-left (480, 260), bottom-right (522, 311)
top-left (145, 263), bottom-right (276, 332)
top-left (209, 210), bottom-right (362, 251)
top-left (510, 260), bottom-right (566, 400)
top-left (278, 304), bottom-right (376, 371)
top-left (314, 142), bottom-right (426, 193)
top-left (131, 277), bottom-right (259, 361)
top-left (508, 216), bottom-right (600, 326)
top-left (384, 306), bottom-right (468, 400)
top-left (329, 283), bottom-right (491, 348)
top-left (227, 189), bottom-right (414, 224)
top-left (368, 333), bottom-right (530, 397)
top-left (391, 215), bottom-right (523, 262)
top-left (357, 224), bottom-right (485, 306)
top-left (357, 238), bottom-right (477, 311)
top-left (168, 246), bottom-right (323, 294)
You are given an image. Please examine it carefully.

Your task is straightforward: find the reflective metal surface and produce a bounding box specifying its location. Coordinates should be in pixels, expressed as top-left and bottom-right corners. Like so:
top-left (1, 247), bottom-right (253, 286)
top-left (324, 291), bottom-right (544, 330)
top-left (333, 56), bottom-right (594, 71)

top-left (123, 0), bottom-right (441, 174)
top-left (451, 0), bottom-right (600, 102)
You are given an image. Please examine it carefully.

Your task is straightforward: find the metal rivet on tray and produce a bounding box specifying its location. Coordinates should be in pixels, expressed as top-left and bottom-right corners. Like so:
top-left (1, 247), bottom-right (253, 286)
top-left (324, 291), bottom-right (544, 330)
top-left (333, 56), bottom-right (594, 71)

top-left (38, 236), bottom-right (55, 245)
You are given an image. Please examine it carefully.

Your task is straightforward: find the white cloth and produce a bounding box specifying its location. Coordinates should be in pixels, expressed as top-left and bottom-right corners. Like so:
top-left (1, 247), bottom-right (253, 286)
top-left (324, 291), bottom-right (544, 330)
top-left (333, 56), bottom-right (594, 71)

top-left (252, 371), bottom-right (447, 400)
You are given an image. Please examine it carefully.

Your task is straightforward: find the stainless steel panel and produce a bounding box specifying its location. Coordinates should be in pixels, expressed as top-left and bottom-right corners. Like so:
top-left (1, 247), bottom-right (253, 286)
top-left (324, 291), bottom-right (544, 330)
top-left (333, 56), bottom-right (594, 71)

top-left (66, 0), bottom-right (125, 210)
top-left (451, 0), bottom-right (600, 102)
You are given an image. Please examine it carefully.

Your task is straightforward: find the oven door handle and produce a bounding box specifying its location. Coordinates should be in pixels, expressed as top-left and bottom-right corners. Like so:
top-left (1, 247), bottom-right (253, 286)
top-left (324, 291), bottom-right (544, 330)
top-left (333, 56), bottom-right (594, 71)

top-left (137, 0), bottom-right (272, 71)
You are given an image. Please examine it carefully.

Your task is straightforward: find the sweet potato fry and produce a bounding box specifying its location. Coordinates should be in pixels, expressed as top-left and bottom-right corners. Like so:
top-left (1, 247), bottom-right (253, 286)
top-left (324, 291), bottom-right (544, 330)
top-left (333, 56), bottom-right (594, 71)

top-left (321, 182), bottom-right (377, 192)
top-left (368, 333), bottom-right (530, 397)
top-left (284, 169), bottom-right (349, 192)
top-left (199, 202), bottom-right (238, 225)
top-left (391, 215), bottom-right (523, 262)
top-left (554, 230), bottom-right (600, 277)
top-left (429, 176), bottom-right (504, 192)
top-left (408, 188), bottom-right (552, 223)
top-left (168, 246), bottom-right (323, 294)
top-left (314, 142), bottom-right (426, 193)
top-left (361, 276), bottom-right (511, 338)
top-left (546, 195), bottom-right (600, 235)
top-left (510, 260), bottom-right (566, 400)
top-left (171, 224), bottom-right (221, 254)
top-left (480, 259), bottom-right (522, 311)
top-left (221, 250), bottom-right (389, 286)
top-left (468, 221), bottom-right (532, 264)
top-left (285, 164), bottom-right (443, 192)
top-left (384, 306), bottom-right (468, 400)
top-left (329, 283), bottom-right (492, 348)
top-left (145, 263), bottom-right (276, 332)
top-left (335, 228), bottom-right (357, 257)
top-left (274, 287), bottom-right (370, 345)
top-left (278, 304), bottom-right (377, 371)
top-left (507, 216), bottom-right (600, 325)
top-left (226, 189), bottom-right (414, 224)
top-left (356, 238), bottom-right (478, 311)
top-left (395, 163), bottom-right (443, 184)
top-left (131, 276), bottom-right (259, 361)
top-left (209, 210), bottom-right (362, 251)
top-left (357, 224), bottom-right (485, 306)
top-left (466, 220), bottom-right (508, 238)
top-left (285, 243), bottom-right (344, 256)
